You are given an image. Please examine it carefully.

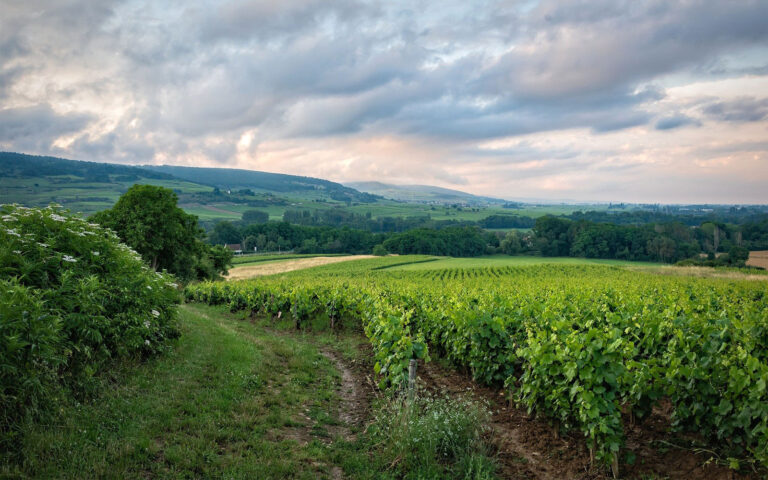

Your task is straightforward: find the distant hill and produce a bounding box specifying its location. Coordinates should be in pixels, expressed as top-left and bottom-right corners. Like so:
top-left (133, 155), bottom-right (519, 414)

top-left (144, 165), bottom-right (378, 203)
top-left (346, 181), bottom-right (506, 205)
top-left (0, 152), bottom-right (174, 181)
top-left (0, 153), bottom-right (380, 221)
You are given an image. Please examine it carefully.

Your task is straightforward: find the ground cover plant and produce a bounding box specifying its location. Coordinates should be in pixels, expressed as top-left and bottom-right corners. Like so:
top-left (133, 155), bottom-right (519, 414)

top-left (2, 301), bottom-right (498, 479)
top-left (0, 204), bottom-right (179, 448)
top-left (185, 258), bottom-right (768, 475)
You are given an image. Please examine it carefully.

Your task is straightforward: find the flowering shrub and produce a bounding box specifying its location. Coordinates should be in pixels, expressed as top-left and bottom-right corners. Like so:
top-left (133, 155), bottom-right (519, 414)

top-left (0, 204), bottom-right (179, 436)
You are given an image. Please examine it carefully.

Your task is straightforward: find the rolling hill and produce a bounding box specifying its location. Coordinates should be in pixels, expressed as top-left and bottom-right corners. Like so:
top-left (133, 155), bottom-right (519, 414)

top-left (143, 165), bottom-right (378, 203)
top-left (346, 181), bottom-right (507, 205)
top-left (0, 153), bottom-right (379, 219)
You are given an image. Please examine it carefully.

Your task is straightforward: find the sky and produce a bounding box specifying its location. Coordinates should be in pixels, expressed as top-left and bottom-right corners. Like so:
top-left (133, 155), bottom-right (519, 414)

top-left (1, 0), bottom-right (768, 204)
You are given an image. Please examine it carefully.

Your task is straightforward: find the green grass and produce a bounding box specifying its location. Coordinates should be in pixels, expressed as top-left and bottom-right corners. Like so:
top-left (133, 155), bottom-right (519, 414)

top-left (384, 255), bottom-right (661, 271)
top-left (2, 304), bottom-right (362, 479)
top-left (3, 303), bottom-right (497, 479)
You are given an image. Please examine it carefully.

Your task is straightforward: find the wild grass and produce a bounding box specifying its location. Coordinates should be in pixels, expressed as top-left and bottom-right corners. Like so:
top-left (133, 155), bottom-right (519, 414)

top-left (2, 303), bottom-right (499, 479)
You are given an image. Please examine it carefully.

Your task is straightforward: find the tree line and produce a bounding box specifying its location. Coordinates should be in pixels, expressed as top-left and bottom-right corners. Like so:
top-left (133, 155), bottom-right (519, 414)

top-left (209, 213), bottom-right (768, 266)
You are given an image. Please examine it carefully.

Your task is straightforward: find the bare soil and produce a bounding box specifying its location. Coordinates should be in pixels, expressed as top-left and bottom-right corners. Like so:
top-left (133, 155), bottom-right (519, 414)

top-left (747, 250), bottom-right (768, 270)
top-left (320, 349), bottom-right (376, 440)
top-left (417, 360), bottom-right (761, 480)
top-left (226, 255), bottom-right (377, 280)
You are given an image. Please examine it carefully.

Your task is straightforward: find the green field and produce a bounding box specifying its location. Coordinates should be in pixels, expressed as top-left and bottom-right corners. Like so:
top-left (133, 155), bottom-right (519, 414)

top-left (0, 175), bottom-right (211, 215)
top-left (382, 254), bottom-right (660, 271)
top-left (186, 257), bottom-right (768, 476)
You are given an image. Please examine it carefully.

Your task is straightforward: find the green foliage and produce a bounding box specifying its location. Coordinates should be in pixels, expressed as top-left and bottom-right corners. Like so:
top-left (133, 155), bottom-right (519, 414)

top-left (372, 244), bottom-right (388, 256)
top-left (186, 260), bottom-right (768, 471)
top-left (241, 209), bottom-right (269, 224)
top-left (0, 205), bottom-right (180, 438)
top-left (93, 185), bottom-right (231, 280)
top-left (369, 392), bottom-right (496, 478)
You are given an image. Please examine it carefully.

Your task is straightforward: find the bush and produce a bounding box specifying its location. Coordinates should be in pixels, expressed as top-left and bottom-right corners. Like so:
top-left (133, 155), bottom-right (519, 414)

top-left (372, 244), bottom-right (388, 256)
top-left (0, 205), bottom-right (180, 438)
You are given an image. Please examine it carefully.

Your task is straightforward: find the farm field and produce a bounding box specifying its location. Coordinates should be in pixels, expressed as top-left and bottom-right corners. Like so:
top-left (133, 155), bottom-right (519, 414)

top-left (231, 252), bottom-right (348, 265)
top-left (747, 250), bottom-right (768, 270)
top-left (186, 257), bottom-right (768, 478)
top-left (0, 175), bottom-right (211, 215)
top-left (226, 255), bottom-right (376, 280)
top-left (382, 254), bottom-right (661, 271)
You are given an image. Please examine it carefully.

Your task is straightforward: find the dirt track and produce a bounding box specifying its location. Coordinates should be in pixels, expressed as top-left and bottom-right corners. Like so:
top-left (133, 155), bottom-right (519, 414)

top-left (226, 255), bottom-right (376, 280)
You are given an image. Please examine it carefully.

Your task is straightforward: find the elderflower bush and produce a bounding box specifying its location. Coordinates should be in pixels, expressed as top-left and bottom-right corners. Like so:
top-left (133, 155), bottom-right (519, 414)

top-left (0, 204), bottom-right (179, 434)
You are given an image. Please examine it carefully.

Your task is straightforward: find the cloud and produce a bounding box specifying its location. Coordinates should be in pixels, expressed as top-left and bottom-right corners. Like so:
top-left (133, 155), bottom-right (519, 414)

top-left (655, 114), bottom-right (701, 130)
top-left (0, 105), bottom-right (93, 148)
top-left (0, 0), bottom-right (767, 202)
top-left (703, 96), bottom-right (768, 122)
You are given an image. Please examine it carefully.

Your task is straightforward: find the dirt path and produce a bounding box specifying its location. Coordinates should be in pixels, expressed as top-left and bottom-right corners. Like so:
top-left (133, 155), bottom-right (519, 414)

top-left (226, 255), bottom-right (377, 280)
top-left (320, 350), bottom-right (372, 439)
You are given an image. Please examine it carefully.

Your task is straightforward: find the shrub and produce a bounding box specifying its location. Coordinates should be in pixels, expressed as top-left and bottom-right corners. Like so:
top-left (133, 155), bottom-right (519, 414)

top-left (0, 205), bottom-right (180, 438)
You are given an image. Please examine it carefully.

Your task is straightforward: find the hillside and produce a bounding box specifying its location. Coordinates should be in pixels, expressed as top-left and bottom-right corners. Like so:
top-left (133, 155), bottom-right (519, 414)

top-left (346, 181), bottom-right (507, 205)
top-left (144, 165), bottom-right (378, 203)
top-left (0, 152), bottom-right (212, 214)
top-left (0, 152), bottom-right (379, 220)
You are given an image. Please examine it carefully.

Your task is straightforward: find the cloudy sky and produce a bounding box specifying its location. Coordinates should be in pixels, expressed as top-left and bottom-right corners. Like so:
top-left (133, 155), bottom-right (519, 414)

top-left (2, 0), bottom-right (768, 203)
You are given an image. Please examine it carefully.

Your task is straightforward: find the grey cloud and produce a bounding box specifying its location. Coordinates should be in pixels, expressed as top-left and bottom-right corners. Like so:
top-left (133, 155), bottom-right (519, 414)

top-left (0, 0), bottom-right (767, 200)
top-left (0, 105), bottom-right (93, 144)
top-left (655, 114), bottom-right (701, 130)
top-left (703, 97), bottom-right (768, 122)
top-left (197, 0), bottom-right (372, 43)
top-left (483, 1), bottom-right (768, 100)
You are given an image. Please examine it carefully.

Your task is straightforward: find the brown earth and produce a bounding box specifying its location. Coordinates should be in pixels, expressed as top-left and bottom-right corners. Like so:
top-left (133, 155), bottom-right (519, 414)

top-left (416, 360), bottom-right (762, 480)
top-left (226, 255), bottom-right (377, 280)
top-left (747, 250), bottom-right (768, 270)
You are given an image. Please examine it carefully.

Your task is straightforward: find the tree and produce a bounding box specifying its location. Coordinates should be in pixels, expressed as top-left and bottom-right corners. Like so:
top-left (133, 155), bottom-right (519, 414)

top-left (372, 244), bottom-right (388, 256)
top-left (241, 209), bottom-right (269, 224)
top-left (92, 185), bottom-right (231, 280)
top-left (208, 221), bottom-right (242, 245)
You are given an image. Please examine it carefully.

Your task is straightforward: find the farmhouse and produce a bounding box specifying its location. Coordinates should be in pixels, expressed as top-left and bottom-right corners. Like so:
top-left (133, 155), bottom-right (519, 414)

top-left (225, 243), bottom-right (243, 254)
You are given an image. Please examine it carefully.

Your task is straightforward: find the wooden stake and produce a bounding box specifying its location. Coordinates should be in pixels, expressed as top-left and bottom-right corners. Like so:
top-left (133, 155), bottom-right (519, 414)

top-left (610, 453), bottom-right (619, 479)
top-left (408, 359), bottom-right (417, 404)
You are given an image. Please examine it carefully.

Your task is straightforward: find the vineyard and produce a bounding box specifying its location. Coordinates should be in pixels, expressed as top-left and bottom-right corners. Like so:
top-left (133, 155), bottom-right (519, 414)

top-left (185, 257), bottom-right (768, 474)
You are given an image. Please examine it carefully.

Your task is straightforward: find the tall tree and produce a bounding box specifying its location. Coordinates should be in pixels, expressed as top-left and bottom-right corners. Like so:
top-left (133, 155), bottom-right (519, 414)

top-left (92, 185), bottom-right (231, 280)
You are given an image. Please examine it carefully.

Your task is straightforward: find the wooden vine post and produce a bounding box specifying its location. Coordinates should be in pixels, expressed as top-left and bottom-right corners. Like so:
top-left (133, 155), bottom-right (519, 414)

top-left (407, 359), bottom-right (417, 404)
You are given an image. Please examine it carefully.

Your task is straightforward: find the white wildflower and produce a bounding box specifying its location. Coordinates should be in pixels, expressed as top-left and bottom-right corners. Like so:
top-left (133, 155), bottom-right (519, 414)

top-left (92, 251), bottom-right (100, 256)
top-left (147, 285), bottom-right (152, 290)
top-left (13, 250), bottom-right (21, 254)
top-left (62, 255), bottom-right (77, 263)
top-left (6, 229), bottom-right (20, 237)
top-left (144, 320), bottom-right (151, 328)
top-left (38, 242), bottom-right (49, 248)
top-left (144, 339), bottom-right (151, 346)
top-left (151, 309), bottom-right (160, 317)
top-left (50, 214), bottom-right (66, 222)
